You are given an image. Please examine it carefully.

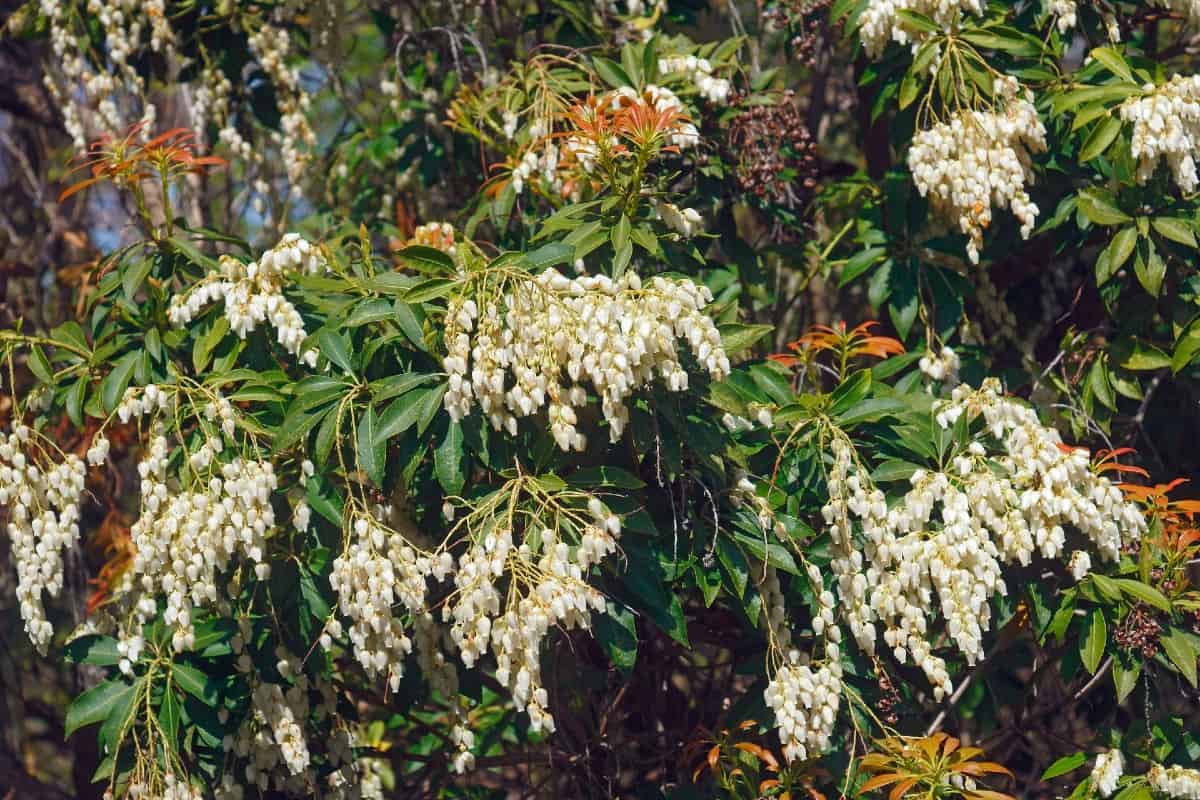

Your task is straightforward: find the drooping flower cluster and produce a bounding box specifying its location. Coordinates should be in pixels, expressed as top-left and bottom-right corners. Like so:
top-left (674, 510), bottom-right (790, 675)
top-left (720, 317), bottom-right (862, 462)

top-left (246, 24), bottom-right (317, 189)
top-left (1092, 750), bottom-right (1125, 798)
top-left (1120, 74), bottom-right (1200, 194)
top-left (328, 512), bottom-right (449, 691)
top-left (1051, 0), bottom-right (1078, 32)
top-left (443, 268), bottom-right (729, 450)
top-left (656, 201), bottom-right (705, 237)
top-left (38, 0), bottom-right (170, 148)
top-left (918, 346), bottom-right (961, 383)
top-left (659, 54), bottom-right (733, 104)
top-left (127, 432), bottom-right (278, 651)
top-left (858, 0), bottom-right (986, 58)
top-left (1, 424), bottom-right (86, 652)
top-left (817, 379), bottom-right (1145, 699)
top-left (124, 773), bottom-right (204, 800)
top-left (219, 635), bottom-right (342, 797)
top-left (765, 655), bottom-right (843, 762)
top-left (1149, 764), bottom-right (1200, 800)
top-left (444, 488), bottom-right (620, 733)
top-left (752, 554), bottom-right (845, 764)
top-left (248, 682), bottom-right (312, 780)
top-left (907, 78), bottom-right (1047, 263)
top-left (168, 234), bottom-right (328, 366)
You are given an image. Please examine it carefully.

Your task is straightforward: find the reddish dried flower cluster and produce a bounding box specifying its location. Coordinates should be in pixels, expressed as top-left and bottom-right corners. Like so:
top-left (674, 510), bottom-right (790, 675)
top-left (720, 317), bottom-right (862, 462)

top-left (764, 0), bottom-right (840, 67)
top-left (1113, 606), bottom-right (1163, 659)
top-left (727, 91), bottom-right (818, 209)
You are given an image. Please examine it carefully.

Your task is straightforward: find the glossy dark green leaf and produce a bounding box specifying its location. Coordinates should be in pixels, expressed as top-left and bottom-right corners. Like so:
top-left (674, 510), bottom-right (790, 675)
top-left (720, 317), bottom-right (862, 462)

top-left (594, 602), bottom-right (638, 673)
top-left (318, 329), bottom-right (354, 373)
top-left (100, 351), bottom-right (138, 413)
top-left (1081, 609), bottom-right (1107, 675)
top-left (1161, 627), bottom-right (1198, 687)
top-left (434, 421), bottom-right (464, 494)
top-left (66, 679), bottom-right (136, 737)
top-left (357, 405), bottom-right (385, 486)
top-left (63, 635), bottom-right (122, 666)
top-left (173, 662), bottom-right (219, 705)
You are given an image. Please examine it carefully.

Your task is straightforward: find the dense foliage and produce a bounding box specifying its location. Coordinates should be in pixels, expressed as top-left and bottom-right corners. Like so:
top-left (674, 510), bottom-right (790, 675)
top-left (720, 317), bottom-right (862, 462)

top-left (1, 1), bottom-right (1200, 798)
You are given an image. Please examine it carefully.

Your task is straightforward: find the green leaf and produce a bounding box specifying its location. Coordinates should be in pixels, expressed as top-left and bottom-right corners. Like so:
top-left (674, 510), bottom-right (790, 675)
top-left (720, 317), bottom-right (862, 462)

top-left (1051, 84), bottom-right (1140, 115)
top-left (593, 56), bottom-right (633, 89)
top-left (395, 245), bottom-right (456, 275)
top-left (829, 370), bottom-right (871, 416)
top-left (621, 540), bottom-right (689, 646)
top-left (318, 330), bottom-right (354, 373)
top-left (718, 323), bottom-right (773, 357)
top-left (96, 679), bottom-right (138, 756)
top-left (274, 406), bottom-right (330, 454)
top-left (1173, 320), bottom-right (1200, 374)
top-left (594, 602), bottom-right (638, 673)
top-left (192, 618), bottom-right (237, 657)
top-left (895, 9), bottom-right (938, 33)
top-left (1113, 578), bottom-right (1171, 613)
top-left (63, 635), bottom-right (122, 666)
top-left (833, 397), bottom-right (907, 427)
top-left (1087, 358), bottom-right (1116, 411)
top-left (299, 565), bottom-right (332, 622)
top-left (65, 679), bottom-right (136, 737)
top-left (1113, 656), bottom-right (1141, 704)
top-left (613, 238), bottom-right (633, 279)
top-left (839, 247), bottom-right (886, 287)
top-left (66, 377), bottom-right (87, 426)
top-left (122, 257), bottom-right (153, 301)
top-left (403, 278), bottom-right (457, 304)
top-left (566, 465), bottom-right (646, 489)
top-left (416, 384), bottom-right (447, 436)
top-left (870, 460), bottom-right (924, 483)
top-left (1097, 227), bottom-right (1138, 285)
top-left (1117, 340), bottom-right (1171, 371)
top-left (172, 662), bottom-right (219, 705)
top-left (1077, 188), bottom-right (1132, 226)
top-left (959, 27), bottom-right (1042, 56)
top-left (100, 352), bottom-right (138, 414)
top-left (169, 235), bottom-right (221, 270)
top-left (1089, 47), bottom-right (1135, 83)
top-left (1161, 627), bottom-right (1198, 687)
top-left (434, 421), bottom-right (465, 494)
top-left (898, 69), bottom-right (921, 110)
top-left (345, 298), bottom-right (395, 327)
top-left (525, 241), bottom-right (574, 270)
top-left (394, 301), bottom-right (427, 351)
top-left (1151, 217), bottom-right (1198, 248)
top-left (716, 535), bottom-right (749, 599)
top-left (731, 531), bottom-right (800, 575)
top-left (369, 373), bottom-right (433, 402)
top-left (158, 684), bottom-right (181, 751)
top-left (53, 320), bottom-right (89, 354)
top-left (1079, 116), bottom-right (1123, 163)
top-left (376, 389), bottom-right (427, 443)
top-left (1081, 609), bottom-right (1107, 675)
top-left (1042, 753), bottom-right (1088, 780)
top-left (192, 316), bottom-right (230, 373)
top-left (612, 214), bottom-right (631, 255)
top-left (357, 405), bottom-right (385, 487)
top-left (1092, 573), bottom-right (1123, 602)
top-left (28, 345), bottom-right (53, 384)
top-left (1134, 241), bottom-right (1166, 296)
